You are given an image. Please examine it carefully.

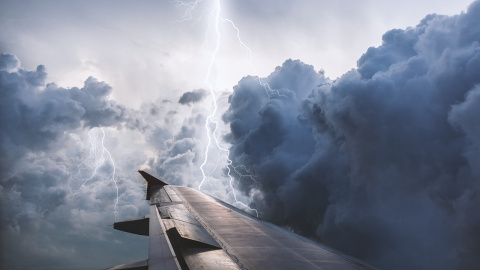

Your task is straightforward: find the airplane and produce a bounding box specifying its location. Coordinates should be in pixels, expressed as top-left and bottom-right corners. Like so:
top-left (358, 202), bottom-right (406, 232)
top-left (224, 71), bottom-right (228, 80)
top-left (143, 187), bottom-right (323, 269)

top-left (105, 170), bottom-right (376, 270)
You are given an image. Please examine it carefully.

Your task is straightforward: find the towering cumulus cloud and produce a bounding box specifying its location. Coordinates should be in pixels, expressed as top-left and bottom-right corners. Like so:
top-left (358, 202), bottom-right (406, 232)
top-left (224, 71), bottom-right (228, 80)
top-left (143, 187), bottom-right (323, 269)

top-left (0, 52), bottom-right (210, 269)
top-left (0, 53), bottom-right (145, 269)
top-left (224, 2), bottom-right (480, 269)
top-left (0, 53), bottom-right (131, 222)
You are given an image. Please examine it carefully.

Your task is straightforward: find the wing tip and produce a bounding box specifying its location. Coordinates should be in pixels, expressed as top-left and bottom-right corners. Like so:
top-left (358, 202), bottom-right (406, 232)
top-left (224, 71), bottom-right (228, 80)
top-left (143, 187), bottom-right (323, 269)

top-left (138, 170), bottom-right (168, 200)
top-left (138, 170), bottom-right (168, 186)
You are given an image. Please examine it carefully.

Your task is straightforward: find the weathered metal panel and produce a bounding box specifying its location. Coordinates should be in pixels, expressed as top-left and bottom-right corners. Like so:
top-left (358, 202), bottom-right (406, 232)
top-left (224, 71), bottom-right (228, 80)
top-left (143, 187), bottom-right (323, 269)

top-left (157, 205), bottom-right (171, 219)
top-left (150, 187), bottom-right (171, 205)
top-left (148, 205), bottom-right (181, 270)
top-left (162, 219), bottom-right (176, 231)
top-left (168, 207), bottom-right (201, 226)
top-left (164, 186), bottom-right (183, 202)
top-left (171, 186), bottom-right (375, 270)
top-left (173, 219), bottom-right (221, 249)
top-left (182, 248), bottom-right (241, 270)
top-left (158, 204), bottom-right (187, 219)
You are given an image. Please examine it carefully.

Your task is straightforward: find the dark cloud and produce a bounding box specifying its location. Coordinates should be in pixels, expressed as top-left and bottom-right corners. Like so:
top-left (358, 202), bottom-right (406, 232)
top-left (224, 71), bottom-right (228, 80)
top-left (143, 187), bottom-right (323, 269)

top-left (0, 54), bottom-right (133, 156)
top-left (178, 88), bottom-right (207, 105)
top-left (0, 52), bottom-right (209, 269)
top-left (224, 2), bottom-right (480, 270)
top-left (2, 1), bottom-right (480, 270)
top-left (0, 54), bottom-right (151, 269)
top-left (0, 53), bottom-right (20, 71)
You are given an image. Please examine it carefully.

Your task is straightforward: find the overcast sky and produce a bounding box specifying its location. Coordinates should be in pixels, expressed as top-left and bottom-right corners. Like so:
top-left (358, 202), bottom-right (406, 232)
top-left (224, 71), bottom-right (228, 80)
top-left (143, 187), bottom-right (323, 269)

top-left (0, 0), bottom-right (473, 107)
top-left (1, 0), bottom-right (479, 270)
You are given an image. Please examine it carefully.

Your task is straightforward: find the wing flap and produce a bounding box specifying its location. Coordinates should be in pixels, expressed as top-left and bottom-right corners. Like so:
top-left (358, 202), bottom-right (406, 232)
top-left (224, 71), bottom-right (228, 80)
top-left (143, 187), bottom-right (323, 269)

top-left (171, 186), bottom-right (375, 270)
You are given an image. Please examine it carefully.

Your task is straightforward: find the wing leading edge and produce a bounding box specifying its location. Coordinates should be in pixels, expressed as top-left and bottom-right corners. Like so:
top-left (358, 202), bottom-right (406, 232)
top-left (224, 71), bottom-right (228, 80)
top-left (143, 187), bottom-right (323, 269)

top-left (105, 171), bottom-right (376, 270)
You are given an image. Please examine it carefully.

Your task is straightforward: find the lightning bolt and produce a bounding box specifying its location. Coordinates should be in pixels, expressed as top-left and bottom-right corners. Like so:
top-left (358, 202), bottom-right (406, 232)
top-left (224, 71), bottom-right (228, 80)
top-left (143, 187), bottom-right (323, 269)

top-left (198, 0), bottom-right (221, 194)
top-left (222, 17), bottom-right (287, 99)
top-left (74, 127), bottom-right (119, 220)
top-left (174, 0), bottom-right (259, 216)
top-left (232, 165), bottom-right (258, 183)
top-left (172, 0), bottom-right (204, 23)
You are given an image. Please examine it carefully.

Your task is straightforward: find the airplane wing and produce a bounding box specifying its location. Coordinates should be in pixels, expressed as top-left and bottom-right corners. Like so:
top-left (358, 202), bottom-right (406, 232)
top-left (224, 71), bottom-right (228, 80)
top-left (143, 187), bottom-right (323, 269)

top-left (105, 171), bottom-right (376, 270)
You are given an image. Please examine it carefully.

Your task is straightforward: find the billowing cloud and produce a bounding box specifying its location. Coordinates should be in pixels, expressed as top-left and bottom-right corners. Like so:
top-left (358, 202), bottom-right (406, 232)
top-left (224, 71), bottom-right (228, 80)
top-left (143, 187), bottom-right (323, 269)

top-left (0, 53), bottom-right (210, 269)
top-left (178, 89), bottom-right (207, 105)
top-left (0, 53), bottom-right (147, 269)
top-left (224, 2), bottom-right (480, 269)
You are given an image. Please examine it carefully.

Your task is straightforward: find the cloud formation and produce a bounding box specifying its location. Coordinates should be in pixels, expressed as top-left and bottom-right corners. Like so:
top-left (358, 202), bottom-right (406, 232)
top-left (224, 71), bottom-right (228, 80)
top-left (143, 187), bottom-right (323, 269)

top-left (0, 53), bottom-right (212, 269)
top-left (2, 1), bottom-right (480, 270)
top-left (178, 89), bottom-right (207, 105)
top-left (224, 2), bottom-right (480, 269)
top-left (0, 53), bottom-right (148, 269)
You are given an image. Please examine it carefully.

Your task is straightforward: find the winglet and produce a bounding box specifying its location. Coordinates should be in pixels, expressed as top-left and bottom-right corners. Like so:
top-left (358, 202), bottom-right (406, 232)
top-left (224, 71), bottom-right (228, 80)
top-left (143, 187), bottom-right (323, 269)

top-left (138, 170), bottom-right (168, 200)
top-left (139, 170), bottom-right (168, 186)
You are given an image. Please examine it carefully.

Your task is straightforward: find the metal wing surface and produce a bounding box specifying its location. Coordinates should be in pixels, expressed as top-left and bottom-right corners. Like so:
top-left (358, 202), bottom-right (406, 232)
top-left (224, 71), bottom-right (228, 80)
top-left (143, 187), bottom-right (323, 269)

top-left (105, 171), bottom-right (376, 270)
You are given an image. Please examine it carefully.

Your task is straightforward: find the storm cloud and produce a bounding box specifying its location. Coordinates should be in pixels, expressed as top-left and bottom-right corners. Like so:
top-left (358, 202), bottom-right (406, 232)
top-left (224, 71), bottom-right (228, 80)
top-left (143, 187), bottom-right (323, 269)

top-left (224, 2), bottom-right (480, 269)
top-left (2, 1), bottom-right (480, 270)
top-left (0, 53), bottom-right (145, 268)
top-left (0, 53), bottom-right (133, 205)
top-left (0, 54), bottom-right (209, 269)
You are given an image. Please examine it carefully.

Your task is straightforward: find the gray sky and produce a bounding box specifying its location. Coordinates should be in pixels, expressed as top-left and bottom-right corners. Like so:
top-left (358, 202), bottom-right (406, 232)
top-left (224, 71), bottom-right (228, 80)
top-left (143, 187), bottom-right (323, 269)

top-left (0, 0), bottom-right (473, 107)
